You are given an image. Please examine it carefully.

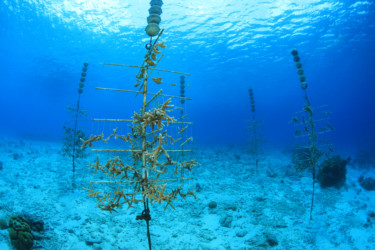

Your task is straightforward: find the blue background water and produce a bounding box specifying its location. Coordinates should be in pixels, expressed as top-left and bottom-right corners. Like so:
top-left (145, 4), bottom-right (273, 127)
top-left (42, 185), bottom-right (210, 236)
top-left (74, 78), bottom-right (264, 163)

top-left (1, 0), bottom-right (374, 151)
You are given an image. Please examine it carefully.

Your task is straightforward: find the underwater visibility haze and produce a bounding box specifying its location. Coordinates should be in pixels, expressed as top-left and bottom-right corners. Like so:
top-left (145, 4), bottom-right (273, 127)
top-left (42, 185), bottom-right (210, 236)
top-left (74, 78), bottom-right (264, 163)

top-left (0, 0), bottom-right (375, 249)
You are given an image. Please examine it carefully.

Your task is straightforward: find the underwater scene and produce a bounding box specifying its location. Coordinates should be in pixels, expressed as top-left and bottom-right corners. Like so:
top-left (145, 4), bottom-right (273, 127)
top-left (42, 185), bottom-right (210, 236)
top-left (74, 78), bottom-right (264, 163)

top-left (1, 0), bottom-right (375, 249)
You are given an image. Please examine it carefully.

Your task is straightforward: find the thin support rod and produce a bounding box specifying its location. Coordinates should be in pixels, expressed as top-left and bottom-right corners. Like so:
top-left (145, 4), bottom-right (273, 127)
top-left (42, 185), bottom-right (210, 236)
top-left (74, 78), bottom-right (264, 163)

top-left (91, 118), bottom-right (193, 125)
top-left (146, 128), bottom-right (163, 137)
top-left (92, 177), bottom-right (194, 184)
top-left (152, 28), bottom-right (164, 47)
top-left (95, 87), bottom-right (192, 100)
top-left (140, 68), bottom-right (151, 250)
top-left (92, 119), bottom-right (133, 122)
top-left (161, 149), bottom-right (193, 152)
top-left (99, 63), bottom-right (190, 76)
top-left (91, 149), bottom-right (141, 152)
top-left (146, 89), bottom-right (163, 107)
top-left (169, 121), bottom-right (194, 125)
top-left (91, 149), bottom-right (193, 152)
top-left (136, 54), bottom-right (165, 94)
top-left (181, 137), bottom-right (192, 147)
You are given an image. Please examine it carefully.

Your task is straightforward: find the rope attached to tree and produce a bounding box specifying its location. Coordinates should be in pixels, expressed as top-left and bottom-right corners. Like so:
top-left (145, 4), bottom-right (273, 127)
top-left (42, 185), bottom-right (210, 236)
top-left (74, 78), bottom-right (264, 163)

top-left (136, 198), bottom-right (152, 249)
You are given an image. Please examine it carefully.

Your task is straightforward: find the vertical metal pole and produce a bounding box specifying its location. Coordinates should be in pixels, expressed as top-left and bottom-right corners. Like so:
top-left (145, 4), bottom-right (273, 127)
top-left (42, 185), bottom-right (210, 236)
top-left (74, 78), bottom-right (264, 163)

top-left (142, 76), bottom-right (148, 175)
top-left (141, 69), bottom-right (152, 250)
top-left (72, 94), bottom-right (81, 189)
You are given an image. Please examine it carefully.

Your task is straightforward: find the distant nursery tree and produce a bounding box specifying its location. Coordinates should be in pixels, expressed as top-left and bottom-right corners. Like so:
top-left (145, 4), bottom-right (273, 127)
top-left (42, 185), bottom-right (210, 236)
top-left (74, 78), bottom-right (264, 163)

top-left (248, 88), bottom-right (265, 174)
top-left (62, 125), bottom-right (87, 159)
top-left (290, 49), bottom-right (334, 220)
top-left (62, 62), bottom-right (89, 188)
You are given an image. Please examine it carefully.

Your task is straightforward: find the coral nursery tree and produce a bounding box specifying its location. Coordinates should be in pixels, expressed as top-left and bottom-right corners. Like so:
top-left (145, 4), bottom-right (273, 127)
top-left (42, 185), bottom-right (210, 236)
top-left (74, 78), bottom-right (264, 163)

top-left (81, 28), bottom-right (198, 249)
top-left (248, 88), bottom-right (264, 174)
top-left (290, 49), bottom-right (334, 220)
top-left (62, 62), bottom-right (89, 188)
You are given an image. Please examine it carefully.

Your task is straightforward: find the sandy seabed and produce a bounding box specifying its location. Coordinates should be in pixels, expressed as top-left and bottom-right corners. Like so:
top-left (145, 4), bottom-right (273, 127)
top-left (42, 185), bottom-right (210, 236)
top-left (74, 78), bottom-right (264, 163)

top-left (0, 137), bottom-right (374, 249)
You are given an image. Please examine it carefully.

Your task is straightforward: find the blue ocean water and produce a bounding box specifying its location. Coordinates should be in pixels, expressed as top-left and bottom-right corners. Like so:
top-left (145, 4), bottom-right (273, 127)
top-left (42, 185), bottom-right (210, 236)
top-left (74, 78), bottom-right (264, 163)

top-left (1, 1), bottom-right (375, 249)
top-left (1, 0), bottom-right (374, 149)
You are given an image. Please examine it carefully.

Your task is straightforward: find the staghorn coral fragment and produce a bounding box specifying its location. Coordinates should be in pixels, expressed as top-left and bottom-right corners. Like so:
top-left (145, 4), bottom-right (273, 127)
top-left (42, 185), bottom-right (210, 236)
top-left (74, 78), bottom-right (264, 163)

top-left (98, 203), bottom-right (119, 214)
top-left (152, 46), bottom-right (161, 54)
top-left (152, 134), bottom-right (163, 160)
top-left (168, 135), bottom-right (182, 145)
top-left (181, 137), bottom-right (193, 147)
top-left (136, 67), bottom-right (146, 80)
top-left (152, 77), bottom-right (162, 84)
top-left (162, 98), bottom-right (173, 111)
top-left (135, 80), bottom-right (141, 87)
top-left (178, 126), bottom-right (188, 134)
top-left (169, 136), bottom-right (181, 145)
top-left (132, 99), bottom-right (176, 130)
top-left (113, 128), bottom-right (118, 138)
top-left (83, 182), bottom-right (103, 198)
top-left (156, 184), bottom-right (167, 203)
top-left (80, 132), bottom-right (115, 149)
top-left (182, 190), bottom-right (197, 200)
top-left (81, 134), bottom-right (105, 148)
top-left (87, 189), bottom-right (102, 198)
top-left (173, 163), bottom-right (180, 176)
top-left (103, 133), bottom-right (114, 142)
top-left (164, 200), bottom-right (175, 211)
top-left (87, 154), bottom-right (100, 175)
top-left (146, 58), bottom-right (156, 66)
top-left (157, 41), bottom-right (167, 49)
top-left (181, 160), bottom-right (200, 173)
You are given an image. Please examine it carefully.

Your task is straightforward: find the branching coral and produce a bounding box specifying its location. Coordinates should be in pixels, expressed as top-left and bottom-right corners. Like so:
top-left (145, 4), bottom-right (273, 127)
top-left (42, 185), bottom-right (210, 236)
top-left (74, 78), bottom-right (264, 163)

top-left (84, 39), bottom-right (197, 218)
top-left (132, 98), bottom-right (176, 130)
top-left (83, 103), bottom-right (195, 212)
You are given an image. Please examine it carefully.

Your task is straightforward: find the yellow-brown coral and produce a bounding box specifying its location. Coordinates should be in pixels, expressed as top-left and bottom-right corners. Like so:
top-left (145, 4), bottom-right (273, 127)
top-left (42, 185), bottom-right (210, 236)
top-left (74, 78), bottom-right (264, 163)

top-left (152, 77), bottom-right (162, 84)
top-left (84, 47), bottom-right (197, 216)
top-left (152, 46), bottom-right (161, 54)
top-left (146, 58), bottom-right (156, 66)
top-left (157, 41), bottom-right (167, 49)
